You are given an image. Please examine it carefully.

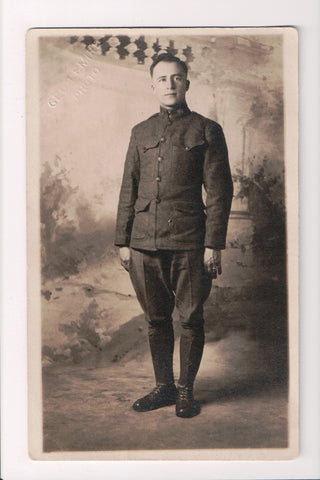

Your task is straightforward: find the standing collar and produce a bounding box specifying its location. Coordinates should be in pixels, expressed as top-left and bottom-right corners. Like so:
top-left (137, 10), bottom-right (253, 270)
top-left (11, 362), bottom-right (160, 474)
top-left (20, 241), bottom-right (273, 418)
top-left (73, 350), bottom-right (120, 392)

top-left (159, 103), bottom-right (191, 121)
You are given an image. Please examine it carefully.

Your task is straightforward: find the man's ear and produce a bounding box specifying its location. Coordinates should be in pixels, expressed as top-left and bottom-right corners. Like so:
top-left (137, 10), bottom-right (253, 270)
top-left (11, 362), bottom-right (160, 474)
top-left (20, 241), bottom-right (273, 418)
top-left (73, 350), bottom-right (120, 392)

top-left (186, 79), bottom-right (190, 91)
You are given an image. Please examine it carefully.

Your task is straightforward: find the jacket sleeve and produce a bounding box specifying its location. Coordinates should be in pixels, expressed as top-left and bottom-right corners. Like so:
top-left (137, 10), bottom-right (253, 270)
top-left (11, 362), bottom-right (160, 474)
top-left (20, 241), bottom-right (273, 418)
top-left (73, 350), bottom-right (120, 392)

top-left (203, 121), bottom-right (233, 249)
top-left (114, 128), bottom-right (140, 247)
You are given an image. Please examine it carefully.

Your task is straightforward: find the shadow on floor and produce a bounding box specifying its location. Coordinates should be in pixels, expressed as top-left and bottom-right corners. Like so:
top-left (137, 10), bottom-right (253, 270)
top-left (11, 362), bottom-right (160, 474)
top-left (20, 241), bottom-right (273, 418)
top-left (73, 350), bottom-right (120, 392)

top-left (196, 374), bottom-right (287, 406)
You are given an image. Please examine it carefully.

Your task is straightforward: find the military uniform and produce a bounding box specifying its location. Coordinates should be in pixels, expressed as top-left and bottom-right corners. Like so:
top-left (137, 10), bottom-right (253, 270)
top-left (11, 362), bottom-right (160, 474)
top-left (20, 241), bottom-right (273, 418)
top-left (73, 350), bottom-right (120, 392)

top-left (115, 103), bottom-right (233, 405)
top-left (115, 104), bottom-right (233, 251)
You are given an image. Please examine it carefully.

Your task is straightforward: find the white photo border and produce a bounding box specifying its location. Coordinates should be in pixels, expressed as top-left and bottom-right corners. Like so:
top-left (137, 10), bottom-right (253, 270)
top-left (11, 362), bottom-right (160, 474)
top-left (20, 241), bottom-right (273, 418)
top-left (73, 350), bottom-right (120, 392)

top-left (1, 0), bottom-right (320, 479)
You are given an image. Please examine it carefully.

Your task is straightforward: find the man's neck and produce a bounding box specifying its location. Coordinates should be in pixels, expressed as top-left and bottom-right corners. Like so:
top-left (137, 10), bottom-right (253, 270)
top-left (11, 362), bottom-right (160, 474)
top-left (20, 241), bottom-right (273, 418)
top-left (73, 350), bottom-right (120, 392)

top-left (159, 103), bottom-right (190, 120)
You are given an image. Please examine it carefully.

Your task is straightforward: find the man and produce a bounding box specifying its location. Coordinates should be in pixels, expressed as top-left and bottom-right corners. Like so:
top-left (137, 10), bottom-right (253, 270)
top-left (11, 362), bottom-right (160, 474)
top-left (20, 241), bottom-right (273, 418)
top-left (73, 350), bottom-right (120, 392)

top-left (115, 53), bottom-right (233, 418)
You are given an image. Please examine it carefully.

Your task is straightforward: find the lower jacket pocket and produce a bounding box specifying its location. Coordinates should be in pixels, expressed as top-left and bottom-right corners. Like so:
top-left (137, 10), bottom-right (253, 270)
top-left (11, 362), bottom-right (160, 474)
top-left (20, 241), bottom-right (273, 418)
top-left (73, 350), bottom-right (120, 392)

top-left (131, 198), bottom-right (151, 238)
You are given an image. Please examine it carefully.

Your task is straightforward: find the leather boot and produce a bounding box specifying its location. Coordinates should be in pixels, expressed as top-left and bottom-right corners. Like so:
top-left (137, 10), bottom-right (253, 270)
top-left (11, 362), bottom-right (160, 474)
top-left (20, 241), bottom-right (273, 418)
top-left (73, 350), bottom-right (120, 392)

top-left (132, 384), bottom-right (177, 412)
top-left (132, 323), bottom-right (176, 412)
top-left (176, 327), bottom-right (204, 418)
top-left (176, 386), bottom-right (201, 418)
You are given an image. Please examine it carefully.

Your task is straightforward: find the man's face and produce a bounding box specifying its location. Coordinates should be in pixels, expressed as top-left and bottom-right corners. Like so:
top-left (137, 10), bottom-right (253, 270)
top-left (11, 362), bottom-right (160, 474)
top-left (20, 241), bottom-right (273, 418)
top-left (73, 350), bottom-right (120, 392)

top-left (151, 61), bottom-right (190, 110)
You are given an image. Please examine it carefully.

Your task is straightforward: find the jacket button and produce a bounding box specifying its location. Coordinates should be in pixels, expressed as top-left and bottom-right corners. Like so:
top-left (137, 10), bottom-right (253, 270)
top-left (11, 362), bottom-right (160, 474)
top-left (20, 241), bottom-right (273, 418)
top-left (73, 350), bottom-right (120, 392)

top-left (156, 176), bottom-right (161, 182)
top-left (157, 156), bottom-right (162, 162)
top-left (185, 146), bottom-right (190, 150)
top-left (155, 198), bottom-right (161, 204)
top-left (168, 219), bottom-right (173, 224)
top-left (160, 137), bottom-right (165, 142)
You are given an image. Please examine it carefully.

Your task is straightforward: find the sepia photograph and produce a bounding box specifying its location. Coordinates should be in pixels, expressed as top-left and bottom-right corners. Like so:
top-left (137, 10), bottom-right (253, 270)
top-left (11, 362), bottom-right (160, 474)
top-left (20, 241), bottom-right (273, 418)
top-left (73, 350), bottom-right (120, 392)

top-left (26, 27), bottom-right (299, 460)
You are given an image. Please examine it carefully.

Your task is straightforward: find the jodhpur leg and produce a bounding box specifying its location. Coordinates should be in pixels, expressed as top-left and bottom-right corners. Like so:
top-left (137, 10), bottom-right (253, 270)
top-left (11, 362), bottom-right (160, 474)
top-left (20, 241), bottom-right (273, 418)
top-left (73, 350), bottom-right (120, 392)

top-left (129, 248), bottom-right (175, 386)
top-left (170, 249), bottom-right (212, 388)
top-left (178, 327), bottom-right (205, 389)
top-left (148, 323), bottom-right (175, 386)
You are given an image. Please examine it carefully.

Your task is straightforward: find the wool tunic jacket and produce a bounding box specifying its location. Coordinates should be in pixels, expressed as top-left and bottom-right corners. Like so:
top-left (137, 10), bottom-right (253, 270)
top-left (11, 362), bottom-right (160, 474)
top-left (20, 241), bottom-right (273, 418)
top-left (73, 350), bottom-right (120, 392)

top-left (115, 104), bottom-right (233, 251)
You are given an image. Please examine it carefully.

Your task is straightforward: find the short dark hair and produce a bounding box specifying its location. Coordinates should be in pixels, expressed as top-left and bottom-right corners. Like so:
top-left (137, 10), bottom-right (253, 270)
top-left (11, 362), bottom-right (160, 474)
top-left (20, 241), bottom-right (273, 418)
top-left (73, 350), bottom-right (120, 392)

top-left (150, 53), bottom-right (188, 77)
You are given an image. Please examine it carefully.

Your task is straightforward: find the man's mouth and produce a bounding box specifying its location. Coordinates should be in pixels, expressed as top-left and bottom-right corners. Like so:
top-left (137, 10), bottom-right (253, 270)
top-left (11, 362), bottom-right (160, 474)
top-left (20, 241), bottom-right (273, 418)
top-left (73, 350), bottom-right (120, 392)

top-left (165, 92), bottom-right (177, 96)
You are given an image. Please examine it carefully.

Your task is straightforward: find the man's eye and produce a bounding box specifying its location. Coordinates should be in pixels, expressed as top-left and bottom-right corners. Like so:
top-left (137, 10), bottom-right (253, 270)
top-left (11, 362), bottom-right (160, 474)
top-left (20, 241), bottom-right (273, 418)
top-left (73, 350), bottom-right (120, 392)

top-left (174, 76), bottom-right (182, 81)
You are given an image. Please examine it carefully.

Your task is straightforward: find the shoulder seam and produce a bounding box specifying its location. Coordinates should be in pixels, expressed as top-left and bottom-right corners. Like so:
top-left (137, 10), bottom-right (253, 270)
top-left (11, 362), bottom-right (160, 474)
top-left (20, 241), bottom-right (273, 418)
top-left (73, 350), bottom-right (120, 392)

top-left (191, 111), bottom-right (220, 129)
top-left (133, 113), bottom-right (159, 130)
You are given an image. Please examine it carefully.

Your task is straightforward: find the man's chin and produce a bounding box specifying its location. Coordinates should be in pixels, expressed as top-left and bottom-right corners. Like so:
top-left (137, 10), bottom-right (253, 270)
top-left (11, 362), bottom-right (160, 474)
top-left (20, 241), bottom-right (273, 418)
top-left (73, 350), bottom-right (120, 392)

top-left (161, 100), bottom-right (180, 109)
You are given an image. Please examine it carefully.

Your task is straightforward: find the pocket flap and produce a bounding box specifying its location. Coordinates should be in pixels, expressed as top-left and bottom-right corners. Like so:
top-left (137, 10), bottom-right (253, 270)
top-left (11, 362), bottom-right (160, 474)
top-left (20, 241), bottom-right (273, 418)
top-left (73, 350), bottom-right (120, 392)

top-left (134, 198), bottom-right (152, 213)
top-left (173, 135), bottom-right (206, 151)
top-left (185, 139), bottom-right (206, 150)
top-left (183, 130), bottom-right (206, 150)
top-left (142, 139), bottom-right (160, 152)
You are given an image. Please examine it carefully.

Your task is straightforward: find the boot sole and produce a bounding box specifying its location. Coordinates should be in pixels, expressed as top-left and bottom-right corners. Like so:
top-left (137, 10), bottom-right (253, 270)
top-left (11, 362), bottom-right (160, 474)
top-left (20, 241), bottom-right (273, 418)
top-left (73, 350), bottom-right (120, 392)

top-left (176, 402), bottom-right (201, 418)
top-left (176, 408), bottom-right (201, 418)
top-left (132, 398), bottom-right (176, 412)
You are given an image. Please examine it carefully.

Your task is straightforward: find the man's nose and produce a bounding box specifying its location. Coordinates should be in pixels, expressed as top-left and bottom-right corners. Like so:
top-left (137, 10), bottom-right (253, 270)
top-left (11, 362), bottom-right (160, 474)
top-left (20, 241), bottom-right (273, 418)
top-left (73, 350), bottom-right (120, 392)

top-left (167, 77), bottom-right (175, 89)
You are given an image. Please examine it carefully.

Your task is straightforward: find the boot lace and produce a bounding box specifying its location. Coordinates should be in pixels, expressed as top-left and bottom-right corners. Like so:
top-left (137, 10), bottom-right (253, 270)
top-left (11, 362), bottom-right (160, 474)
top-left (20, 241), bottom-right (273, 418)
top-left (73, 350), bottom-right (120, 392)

top-left (177, 387), bottom-right (193, 401)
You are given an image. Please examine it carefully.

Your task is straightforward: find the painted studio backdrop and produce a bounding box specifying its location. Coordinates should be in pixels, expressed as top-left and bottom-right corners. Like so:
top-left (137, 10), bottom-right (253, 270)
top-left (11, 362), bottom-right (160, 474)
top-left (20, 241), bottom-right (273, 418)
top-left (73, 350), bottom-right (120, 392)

top-left (38, 30), bottom-right (288, 452)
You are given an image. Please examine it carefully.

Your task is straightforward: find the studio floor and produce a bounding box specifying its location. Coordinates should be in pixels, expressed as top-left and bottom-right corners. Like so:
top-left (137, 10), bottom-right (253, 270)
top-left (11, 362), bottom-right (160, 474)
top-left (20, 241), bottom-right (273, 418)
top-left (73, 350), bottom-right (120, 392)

top-left (42, 281), bottom-right (289, 456)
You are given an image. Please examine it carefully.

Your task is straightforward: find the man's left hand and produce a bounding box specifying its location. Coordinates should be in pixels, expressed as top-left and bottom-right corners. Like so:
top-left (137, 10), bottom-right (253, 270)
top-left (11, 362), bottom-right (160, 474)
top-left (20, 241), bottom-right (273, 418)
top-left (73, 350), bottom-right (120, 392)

top-left (204, 248), bottom-right (222, 279)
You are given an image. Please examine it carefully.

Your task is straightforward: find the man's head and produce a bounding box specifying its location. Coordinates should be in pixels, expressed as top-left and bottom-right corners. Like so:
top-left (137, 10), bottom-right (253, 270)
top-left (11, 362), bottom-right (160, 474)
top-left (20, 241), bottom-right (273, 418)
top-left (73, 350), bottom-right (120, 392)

top-left (150, 53), bottom-right (190, 110)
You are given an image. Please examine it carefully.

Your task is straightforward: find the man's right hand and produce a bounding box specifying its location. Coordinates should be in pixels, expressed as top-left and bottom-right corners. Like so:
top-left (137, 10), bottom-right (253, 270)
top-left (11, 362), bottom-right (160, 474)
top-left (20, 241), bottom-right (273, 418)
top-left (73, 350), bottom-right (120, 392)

top-left (119, 247), bottom-right (130, 272)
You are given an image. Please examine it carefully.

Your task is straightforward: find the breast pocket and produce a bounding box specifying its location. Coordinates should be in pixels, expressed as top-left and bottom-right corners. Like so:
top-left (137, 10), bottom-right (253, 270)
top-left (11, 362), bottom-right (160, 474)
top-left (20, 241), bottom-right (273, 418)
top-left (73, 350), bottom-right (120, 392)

top-left (138, 140), bottom-right (160, 181)
top-left (131, 198), bottom-right (152, 239)
top-left (171, 137), bottom-right (206, 185)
